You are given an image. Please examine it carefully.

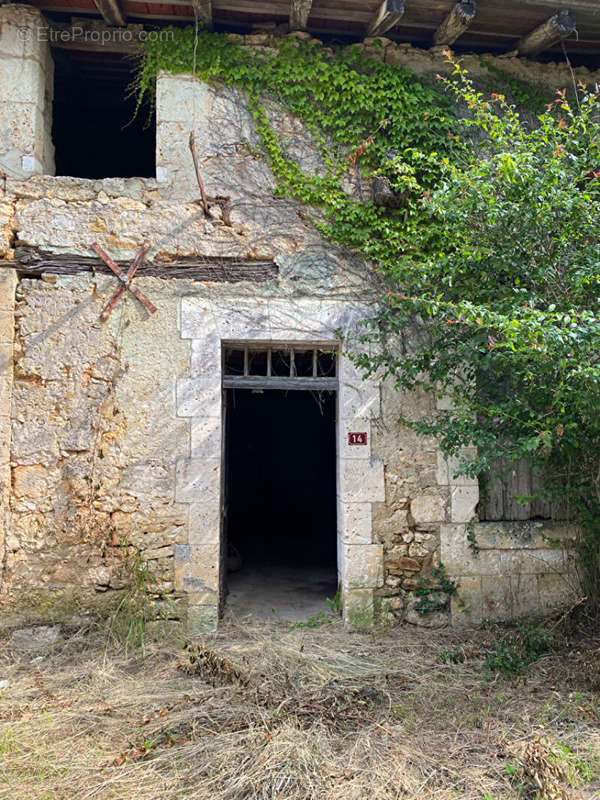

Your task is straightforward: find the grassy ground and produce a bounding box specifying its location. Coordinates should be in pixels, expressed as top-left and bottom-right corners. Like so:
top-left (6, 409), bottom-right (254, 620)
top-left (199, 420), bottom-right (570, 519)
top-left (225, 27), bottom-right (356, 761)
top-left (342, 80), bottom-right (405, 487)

top-left (0, 615), bottom-right (599, 800)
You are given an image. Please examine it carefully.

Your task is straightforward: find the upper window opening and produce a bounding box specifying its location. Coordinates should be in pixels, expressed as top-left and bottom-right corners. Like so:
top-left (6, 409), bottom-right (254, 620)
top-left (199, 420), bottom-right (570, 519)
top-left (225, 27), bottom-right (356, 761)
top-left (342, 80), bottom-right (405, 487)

top-left (52, 50), bottom-right (155, 180)
top-left (223, 345), bottom-right (338, 390)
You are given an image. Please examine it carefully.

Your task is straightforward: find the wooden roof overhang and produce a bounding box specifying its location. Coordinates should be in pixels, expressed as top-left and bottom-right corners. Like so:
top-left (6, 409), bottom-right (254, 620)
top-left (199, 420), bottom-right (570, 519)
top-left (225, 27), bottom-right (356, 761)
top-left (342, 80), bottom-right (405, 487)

top-left (12, 0), bottom-right (600, 59)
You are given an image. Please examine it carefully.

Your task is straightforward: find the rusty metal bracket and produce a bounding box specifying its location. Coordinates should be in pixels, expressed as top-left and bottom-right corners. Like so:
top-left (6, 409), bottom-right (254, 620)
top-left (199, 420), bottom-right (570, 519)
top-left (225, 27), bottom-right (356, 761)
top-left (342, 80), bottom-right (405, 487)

top-left (91, 242), bottom-right (157, 321)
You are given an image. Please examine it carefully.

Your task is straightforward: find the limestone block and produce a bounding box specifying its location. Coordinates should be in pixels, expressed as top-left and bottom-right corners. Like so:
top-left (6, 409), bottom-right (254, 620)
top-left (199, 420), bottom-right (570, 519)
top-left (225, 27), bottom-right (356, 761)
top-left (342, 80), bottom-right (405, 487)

top-left (188, 501), bottom-right (221, 546)
top-left (410, 495), bottom-right (445, 524)
top-left (15, 197), bottom-right (251, 261)
top-left (11, 464), bottom-right (47, 499)
top-left (450, 575), bottom-right (483, 626)
top-left (0, 6), bottom-right (50, 61)
top-left (480, 576), bottom-right (514, 619)
top-left (187, 603), bottom-right (218, 634)
top-left (450, 486), bottom-right (479, 523)
top-left (0, 269), bottom-right (19, 311)
top-left (176, 376), bottom-right (221, 418)
top-left (0, 200), bottom-right (15, 258)
top-left (342, 543), bottom-right (383, 589)
top-left (175, 457), bottom-right (220, 504)
top-left (190, 416), bottom-right (222, 460)
top-left (500, 548), bottom-right (567, 575)
top-left (339, 458), bottom-right (385, 503)
top-left (190, 337), bottom-right (221, 376)
top-left (156, 120), bottom-right (190, 172)
top-left (0, 103), bottom-right (43, 160)
top-left (339, 501), bottom-right (372, 545)
top-left (157, 75), bottom-right (255, 150)
top-left (442, 524), bottom-right (569, 577)
top-left (341, 380), bottom-right (380, 421)
top-left (436, 452), bottom-right (449, 486)
top-left (437, 451), bottom-right (478, 487)
top-left (343, 587), bottom-right (375, 628)
top-left (471, 521), bottom-right (578, 551)
top-left (0, 312), bottom-right (13, 345)
top-left (537, 572), bottom-right (579, 611)
top-left (0, 59), bottom-right (45, 110)
top-left (175, 542), bottom-right (219, 594)
top-left (441, 523), bottom-right (479, 576)
top-left (0, 415), bottom-right (10, 462)
top-left (190, 544), bottom-right (220, 591)
top-left (0, 358), bottom-right (12, 412)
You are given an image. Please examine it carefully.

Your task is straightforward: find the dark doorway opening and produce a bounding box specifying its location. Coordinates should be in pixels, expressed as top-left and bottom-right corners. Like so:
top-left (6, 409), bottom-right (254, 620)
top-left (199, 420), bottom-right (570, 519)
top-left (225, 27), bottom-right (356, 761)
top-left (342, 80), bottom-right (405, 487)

top-left (52, 50), bottom-right (155, 179)
top-left (224, 388), bottom-right (338, 621)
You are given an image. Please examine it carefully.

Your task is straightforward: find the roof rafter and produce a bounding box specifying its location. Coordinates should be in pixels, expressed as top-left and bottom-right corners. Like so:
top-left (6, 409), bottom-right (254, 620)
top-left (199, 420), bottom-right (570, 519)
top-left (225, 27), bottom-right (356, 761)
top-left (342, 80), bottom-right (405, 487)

top-left (191, 0), bottom-right (212, 30)
top-left (433, 0), bottom-right (476, 47)
top-left (92, 0), bottom-right (125, 27)
top-left (289, 0), bottom-right (312, 31)
top-left (367, 0), bottom-right (405, 38)
top-left (516, 9), bottom-right (577, 57)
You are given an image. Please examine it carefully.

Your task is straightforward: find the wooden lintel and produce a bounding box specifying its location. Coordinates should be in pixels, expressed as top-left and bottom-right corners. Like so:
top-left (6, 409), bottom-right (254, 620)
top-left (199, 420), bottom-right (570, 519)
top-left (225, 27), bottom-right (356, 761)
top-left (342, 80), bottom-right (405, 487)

top-left (289, 0), bottom-right (312, 30)
top-left (92, 0), bottom-right (125, 27)
top-left (191, 0), bottom-right (212, 29)
top-left (433, 0), bottom-right (476, 46)
top-left (3, 247), bottom-right (278, 284)
top-left (516, 10), bottom-right (576, 57)
top-left (223, 376), bottom-right (338, 391)
top-left (367, 0), bottom-right (405, 37)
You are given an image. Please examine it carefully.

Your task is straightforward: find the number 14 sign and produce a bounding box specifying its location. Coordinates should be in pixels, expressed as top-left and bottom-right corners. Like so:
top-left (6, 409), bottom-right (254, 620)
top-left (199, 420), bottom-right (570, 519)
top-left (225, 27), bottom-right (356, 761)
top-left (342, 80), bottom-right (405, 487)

top-left (348, 432), bottom-right (368, 446)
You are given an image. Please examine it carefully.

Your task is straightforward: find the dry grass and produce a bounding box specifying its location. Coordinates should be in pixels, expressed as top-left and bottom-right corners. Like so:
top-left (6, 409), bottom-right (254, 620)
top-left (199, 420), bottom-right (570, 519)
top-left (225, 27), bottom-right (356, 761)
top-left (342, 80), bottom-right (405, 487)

top-left (1, 617), bottom-right (599, 800)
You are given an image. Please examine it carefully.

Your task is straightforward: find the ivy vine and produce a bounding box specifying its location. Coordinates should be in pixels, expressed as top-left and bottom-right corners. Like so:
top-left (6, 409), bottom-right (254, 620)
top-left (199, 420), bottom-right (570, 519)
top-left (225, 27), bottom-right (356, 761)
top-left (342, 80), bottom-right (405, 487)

top-left (135, 28), bottom-right (464, 257)
top-left (480, 60), bottom-right (547, 114)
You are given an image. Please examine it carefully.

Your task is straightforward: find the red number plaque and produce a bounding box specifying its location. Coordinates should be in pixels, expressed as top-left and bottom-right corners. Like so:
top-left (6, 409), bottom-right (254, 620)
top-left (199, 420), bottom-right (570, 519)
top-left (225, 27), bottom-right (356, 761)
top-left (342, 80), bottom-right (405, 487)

top-left (348, 432), bottom-right (368, 446)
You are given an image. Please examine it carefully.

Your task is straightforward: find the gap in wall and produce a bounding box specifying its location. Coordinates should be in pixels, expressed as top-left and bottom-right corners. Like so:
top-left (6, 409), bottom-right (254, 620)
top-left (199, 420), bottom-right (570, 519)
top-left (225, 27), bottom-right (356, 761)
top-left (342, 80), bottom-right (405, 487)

top-left (224, 388), bottom-right (338, 621)
top-left (52, 50), bottom-right (155, 179)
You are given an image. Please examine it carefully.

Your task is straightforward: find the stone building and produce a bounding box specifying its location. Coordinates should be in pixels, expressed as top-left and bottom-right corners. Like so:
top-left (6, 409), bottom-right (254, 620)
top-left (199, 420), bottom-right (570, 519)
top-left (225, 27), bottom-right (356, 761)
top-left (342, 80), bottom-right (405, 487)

top-left (0, 2), bottom-right (597, 632)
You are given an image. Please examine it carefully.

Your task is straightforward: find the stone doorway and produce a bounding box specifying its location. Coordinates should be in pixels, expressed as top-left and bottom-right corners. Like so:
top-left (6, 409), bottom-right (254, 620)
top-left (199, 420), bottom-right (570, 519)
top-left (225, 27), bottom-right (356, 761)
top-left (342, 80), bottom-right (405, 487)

top-left (223, 387), bottom-right (338, 622)
top-left (177, 296), bottom-right (385, 632)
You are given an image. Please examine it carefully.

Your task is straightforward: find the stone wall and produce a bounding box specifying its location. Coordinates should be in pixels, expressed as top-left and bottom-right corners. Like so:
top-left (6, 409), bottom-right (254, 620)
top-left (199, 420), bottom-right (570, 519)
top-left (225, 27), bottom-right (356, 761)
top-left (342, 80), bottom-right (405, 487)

top-left (0, 5), bottom-right (54, 178)
top-left (0, 5), bottom-right (584, 629)
top-left (443, 521), bottom-right (579, 624)
top-left (0, 268), bottom-right (17, 583)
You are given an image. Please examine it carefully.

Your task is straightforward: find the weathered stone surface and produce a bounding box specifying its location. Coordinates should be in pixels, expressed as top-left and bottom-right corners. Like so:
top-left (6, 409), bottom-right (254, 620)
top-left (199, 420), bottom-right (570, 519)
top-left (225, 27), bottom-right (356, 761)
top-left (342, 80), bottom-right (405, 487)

top-left (450, 486), bottom-right (479, 523)
top-left (410, 495), bottom-right (445, 524)
top-left (340, 459), bottom-right (385, 504)
top-left (175, 458), bottom-right (220, 505)
top-left (339, 502), bottom-right (372, 545)
top-left (343, 588), bottom-right (375, 629)
top-left (385, 556), bottom-right (420, 572)
top-left (10, 624), bottom-right (61, 651)
top-left (342, 544), bottom-right (383, 589)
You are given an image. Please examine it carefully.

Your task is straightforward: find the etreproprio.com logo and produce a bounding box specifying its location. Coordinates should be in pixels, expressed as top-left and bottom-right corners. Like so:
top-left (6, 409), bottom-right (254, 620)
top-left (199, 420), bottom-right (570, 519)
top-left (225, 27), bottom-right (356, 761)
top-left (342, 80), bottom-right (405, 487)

top-left (18, 25), bottom-right (174, 44)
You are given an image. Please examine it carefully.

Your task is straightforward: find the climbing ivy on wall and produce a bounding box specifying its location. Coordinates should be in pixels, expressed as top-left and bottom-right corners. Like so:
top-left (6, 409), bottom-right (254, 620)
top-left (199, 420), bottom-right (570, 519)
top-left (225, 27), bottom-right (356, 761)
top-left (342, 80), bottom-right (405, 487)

top-left (136, 28), bottom-right (463, 259)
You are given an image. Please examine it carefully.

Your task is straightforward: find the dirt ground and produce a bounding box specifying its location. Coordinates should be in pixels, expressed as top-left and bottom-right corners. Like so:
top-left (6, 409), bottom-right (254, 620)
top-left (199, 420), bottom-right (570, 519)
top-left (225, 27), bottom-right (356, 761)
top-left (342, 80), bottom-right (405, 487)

top-left (0, 615), bottom-right (599, 800)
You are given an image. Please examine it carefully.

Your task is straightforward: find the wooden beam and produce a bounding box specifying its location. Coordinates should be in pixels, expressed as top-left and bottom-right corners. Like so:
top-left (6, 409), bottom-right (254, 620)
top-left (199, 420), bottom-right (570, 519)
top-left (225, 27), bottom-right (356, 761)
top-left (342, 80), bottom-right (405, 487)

top-left (191, 0), bottom-right (212, 29)
top-left (367, 0), bottom-right (405, 38)
top-left (516, 10), bottom-right (576, 57)
top-left (289, 0), bottom-right (312, 31)
top-left (433, 0), bottom-right (476, 46)
top-left (223, 376), bottom-right (338, 391)
top-left (3, 247), bottom-right (278, 283)
top-left (92, 0), bottom-right (125, 27)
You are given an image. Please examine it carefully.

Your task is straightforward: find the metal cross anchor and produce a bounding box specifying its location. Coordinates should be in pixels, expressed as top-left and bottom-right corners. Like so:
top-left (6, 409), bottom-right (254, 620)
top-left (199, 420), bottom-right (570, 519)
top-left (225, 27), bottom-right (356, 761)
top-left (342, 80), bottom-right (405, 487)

top-left (91, 242), bottom-right (157, 321)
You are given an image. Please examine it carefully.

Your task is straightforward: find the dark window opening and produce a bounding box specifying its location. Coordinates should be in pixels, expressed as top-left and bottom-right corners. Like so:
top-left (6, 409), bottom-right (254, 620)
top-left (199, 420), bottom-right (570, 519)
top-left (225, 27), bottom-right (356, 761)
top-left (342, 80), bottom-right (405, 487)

top-left (52, 50), bottom-right (155, 179)
top-left (223, 345), bottom-right (338, 391)
top-left (224, 389), bottom-right (338, 620)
